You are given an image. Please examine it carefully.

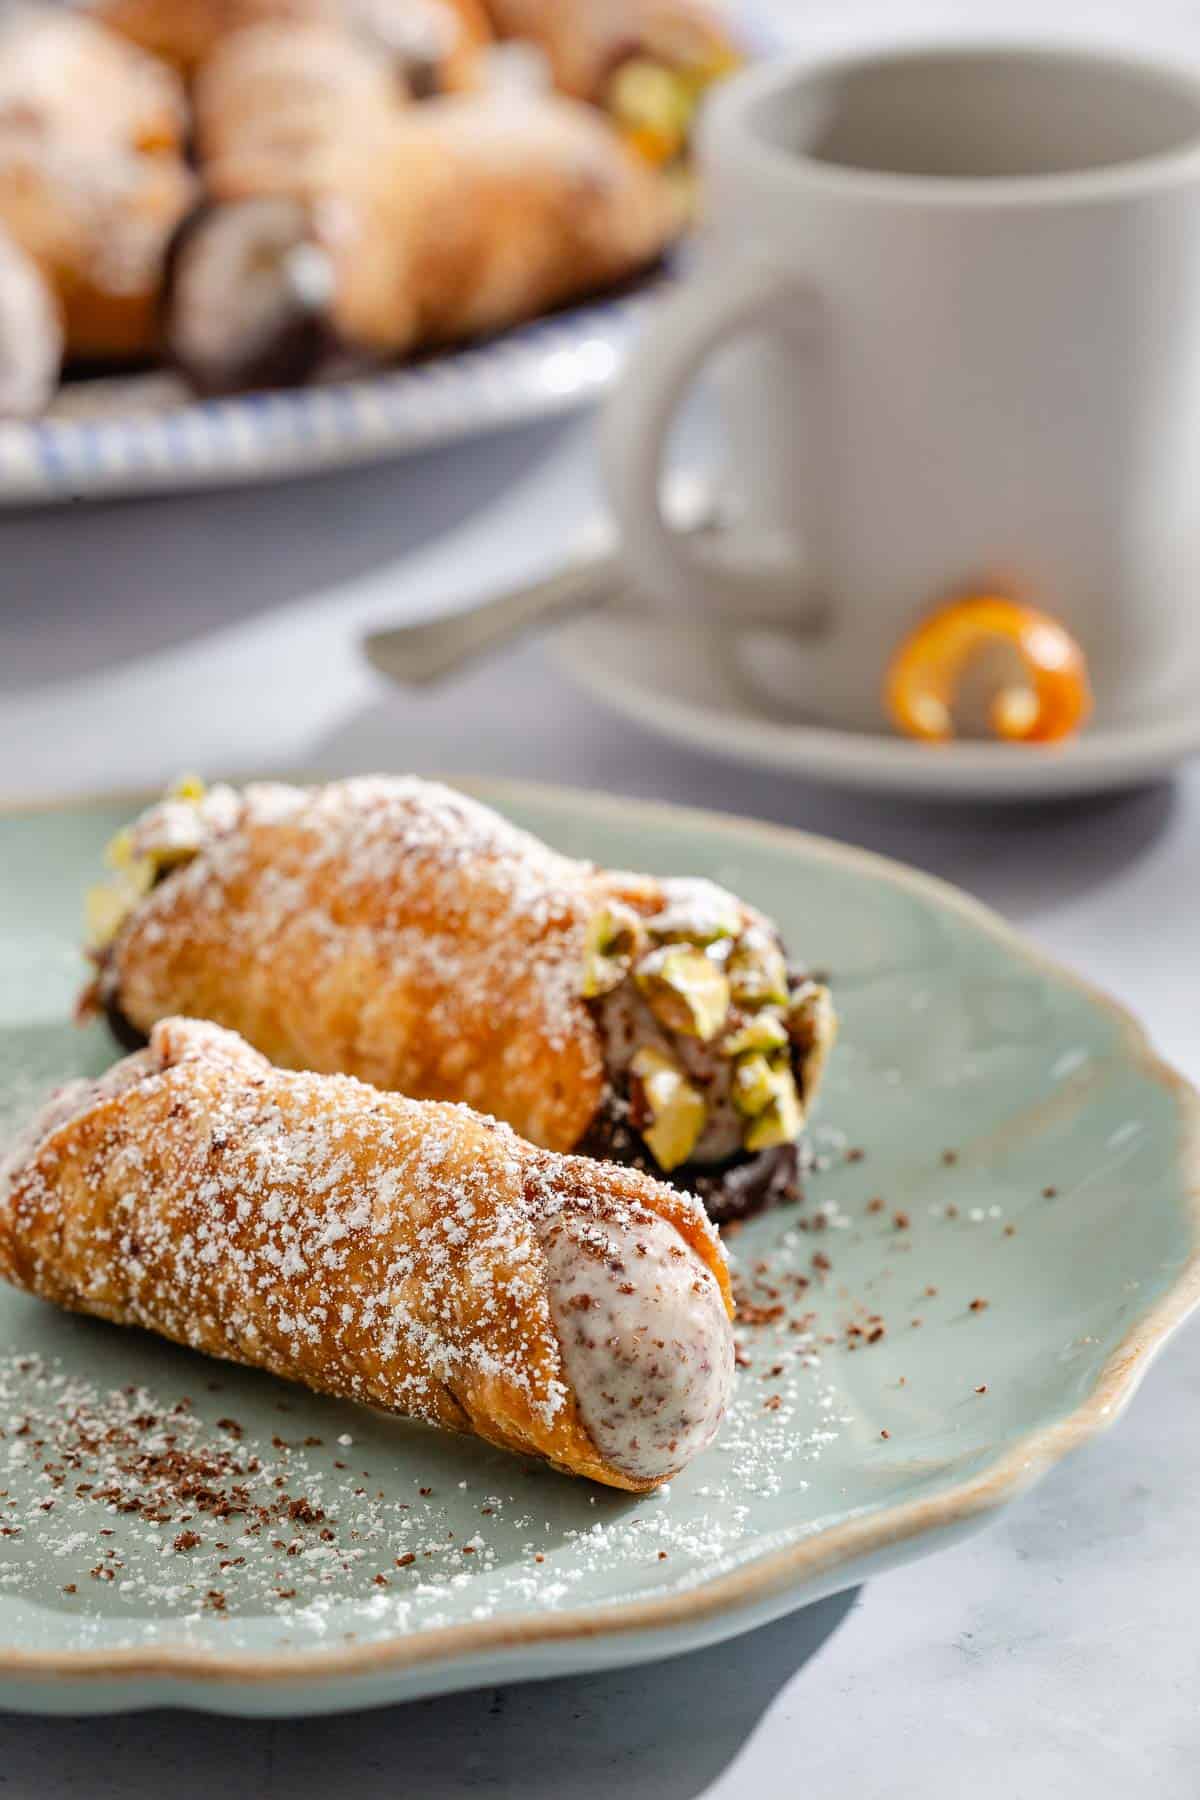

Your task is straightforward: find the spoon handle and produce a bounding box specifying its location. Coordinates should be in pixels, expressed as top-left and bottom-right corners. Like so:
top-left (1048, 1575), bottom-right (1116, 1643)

top-left (363, 548), bottom-right (624, 688)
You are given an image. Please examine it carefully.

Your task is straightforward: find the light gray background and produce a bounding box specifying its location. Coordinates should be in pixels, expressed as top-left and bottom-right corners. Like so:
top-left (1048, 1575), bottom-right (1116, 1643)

top-left (3, 1), bottom-right (1200, 1791)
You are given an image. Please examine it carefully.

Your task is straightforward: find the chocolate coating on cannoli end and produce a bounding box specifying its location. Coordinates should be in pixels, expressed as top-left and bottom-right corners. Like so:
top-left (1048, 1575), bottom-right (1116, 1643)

top-left (576, 1100), bottom-right (806, 1227)
top-left (163, 198), bottom-right (340, 396)
top-left (578, 913), bottom-right (825, 1225)
top-left (90, 848), bottom-right (183, 1055)
top-left (688, 1142), bottom-right (806, 1226)
top-left (101, 979), bottom-right (149, 1055)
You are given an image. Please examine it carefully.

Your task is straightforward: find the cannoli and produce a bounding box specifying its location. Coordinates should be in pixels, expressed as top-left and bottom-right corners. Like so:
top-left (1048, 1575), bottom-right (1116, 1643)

top-left (482, 0), bottom-right (741, 165)
top-left (162, 196), bottom-right (341, 392)
top-left (0, 132), bottom-right (196, 361)
top-left (1, 1017), bottom-right (734, 1490)
top-left (0, 226), bottom-right (63, 418)
top-left (191, 22), bottom-right (406, 172)
top-left (166, 19), bottom-right (394, 393)
top-left (326, 94), bottom-right (682, 352)
top-left (166, 90), bottom-right (681, 390)
top-left (91, 0), bottom-right (492, 90)
top-left (82, 778), bottom-right (836, 1224)
top-left (0, 8), bottom-right (188, 158)
top-left (0, 10), bottom-right (194, 364)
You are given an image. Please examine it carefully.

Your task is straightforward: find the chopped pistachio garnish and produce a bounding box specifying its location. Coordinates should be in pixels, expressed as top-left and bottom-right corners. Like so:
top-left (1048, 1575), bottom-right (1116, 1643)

top-left (141, 839), bottom-right (198, 874)
top-left (731, 1052), bottom-right (778, 1118)
top-left (87, 774), bottom-right (213, 952)
top-left (634, 944), bottom-right (731, 1041)
top-left (104, 826), bottom-right (137, 872)
top-left (727, 933), bottom-right (790, 1008)
top-left (134, 775), bottom-right (213, 870)
top-left (647, 883), bottom-right (742, 946)
top-left (630, 1045), bottom-right (707, 1171)
top-left (722, 1012), bottom-right (789, 1058)
top-left (168, 772), bottom-right (206, 803)
top-left (580, 900), bottom-right (645, 998)
top-left (607, 58), bottom-right (694, 166)
top-left (743, 1065), bottom-right (804, 1152)
top-left (84, 858), bottom-right (154, 951)
top-left (788, 981), bottom-right (838, 1100)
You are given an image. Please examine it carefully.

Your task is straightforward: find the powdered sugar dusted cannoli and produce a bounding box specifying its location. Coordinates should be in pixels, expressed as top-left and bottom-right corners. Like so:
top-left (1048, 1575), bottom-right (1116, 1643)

top-left (2, 1018), bottom-right (733, 1489)
top-left (82, 776), bottom-right (836, 1223)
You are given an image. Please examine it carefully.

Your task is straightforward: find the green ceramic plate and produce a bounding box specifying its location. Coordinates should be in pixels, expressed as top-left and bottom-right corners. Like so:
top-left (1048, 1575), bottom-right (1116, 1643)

top-left (0, 781), bottom-right (1196, 1717)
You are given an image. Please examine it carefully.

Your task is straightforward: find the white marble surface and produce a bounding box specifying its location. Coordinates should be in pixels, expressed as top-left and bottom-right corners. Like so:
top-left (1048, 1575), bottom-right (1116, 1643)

top-left (4, 0), bottom-right (1200, 1791)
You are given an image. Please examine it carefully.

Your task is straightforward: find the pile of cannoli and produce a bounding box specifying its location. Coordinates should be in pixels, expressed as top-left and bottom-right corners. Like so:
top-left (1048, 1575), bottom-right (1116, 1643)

top-left (2, 777), bottom-right (835, 1489)
top-left (0, 0), bottom-right (743, 416)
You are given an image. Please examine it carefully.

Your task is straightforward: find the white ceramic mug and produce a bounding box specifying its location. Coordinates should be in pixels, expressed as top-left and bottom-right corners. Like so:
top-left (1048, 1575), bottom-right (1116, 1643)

top-left (603, 43), bottom-right (1200, 732)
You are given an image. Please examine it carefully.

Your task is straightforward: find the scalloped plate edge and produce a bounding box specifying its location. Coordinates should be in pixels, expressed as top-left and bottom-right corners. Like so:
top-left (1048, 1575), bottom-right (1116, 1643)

top-left (0, 776), bottom-right (1196, 1707)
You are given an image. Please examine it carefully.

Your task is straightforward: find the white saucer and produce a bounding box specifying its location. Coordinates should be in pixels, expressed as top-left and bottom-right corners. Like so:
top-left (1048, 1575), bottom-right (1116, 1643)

top-left (551, 604), bottom-right (1200, 802)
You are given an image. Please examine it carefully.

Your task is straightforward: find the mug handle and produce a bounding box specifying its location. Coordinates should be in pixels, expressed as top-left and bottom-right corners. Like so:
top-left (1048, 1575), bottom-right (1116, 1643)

top-left (602, 258), bottom-right (824, 624)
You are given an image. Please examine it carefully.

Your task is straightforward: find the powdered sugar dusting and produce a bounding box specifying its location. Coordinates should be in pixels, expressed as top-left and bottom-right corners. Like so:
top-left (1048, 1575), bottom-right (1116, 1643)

top-left (0, 1049), bottom-right (157, 1197)
top-left (109, 778), bottom-right (609, 1151)
top-left (0, 1189), bottom-right (849, 1650)
top-left (2, 1020), bottom-right (731, 1489)
top-left (0, 1041), bottom-right (865, 1655)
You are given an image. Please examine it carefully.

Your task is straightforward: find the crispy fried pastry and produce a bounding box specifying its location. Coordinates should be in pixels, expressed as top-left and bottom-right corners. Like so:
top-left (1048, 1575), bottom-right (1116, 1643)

top-left (0, 9), bottom-right (194, 361)
top-left (0, 7), bottom-right (187, 155)
top-left (483, 0), bottom-right (741, 164)
top-left (0, 133), bottom-right (195, 360)
top-left (83, 777), bottom-right (836, 1222)
top-left (169, 89), bottom-right (679, 388)
top-left (192, 21), bottom-right (407, 170)
top-left (2, 1018), bottom-right (734, 1489)
top-left (92, 0), bottom-right (492, 89)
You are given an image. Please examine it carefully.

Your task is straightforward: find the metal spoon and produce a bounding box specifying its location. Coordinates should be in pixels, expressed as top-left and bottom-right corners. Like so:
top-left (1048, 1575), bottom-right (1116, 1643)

top-left (363, 492), bottom-right (724, 689)
top-left (363, 545), bottom-right (629, 688)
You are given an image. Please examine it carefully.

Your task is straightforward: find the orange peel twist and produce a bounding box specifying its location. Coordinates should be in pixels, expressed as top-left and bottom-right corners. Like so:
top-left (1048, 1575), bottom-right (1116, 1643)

top-left (884, 595), bottom-right (1093, 745)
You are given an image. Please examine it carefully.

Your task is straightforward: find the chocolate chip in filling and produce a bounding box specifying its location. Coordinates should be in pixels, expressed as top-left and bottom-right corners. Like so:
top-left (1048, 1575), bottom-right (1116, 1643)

top-left (540, 1208), bottom-right (733, 1483)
